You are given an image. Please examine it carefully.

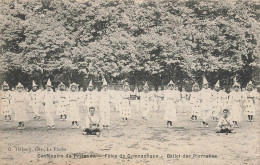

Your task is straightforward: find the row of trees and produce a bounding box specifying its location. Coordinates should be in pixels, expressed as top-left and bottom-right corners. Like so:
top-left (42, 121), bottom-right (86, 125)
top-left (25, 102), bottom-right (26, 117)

top-left (0, 0), bottom-right (259, 90)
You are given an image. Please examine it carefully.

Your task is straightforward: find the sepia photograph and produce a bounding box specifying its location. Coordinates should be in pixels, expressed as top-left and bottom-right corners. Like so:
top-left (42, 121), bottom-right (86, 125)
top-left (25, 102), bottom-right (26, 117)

top-left (0, 0), bottom-right (260, 164)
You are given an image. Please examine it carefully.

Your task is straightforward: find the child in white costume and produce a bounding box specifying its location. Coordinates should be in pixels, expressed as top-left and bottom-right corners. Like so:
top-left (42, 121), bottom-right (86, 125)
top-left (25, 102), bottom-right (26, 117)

top-left (85, 80), bottom-right (98, 114)
top-left (164, 80), bottom-right (181, 127)
top-left (139, 82), bottom-right (152, 122)
top-left (43, 78), bottom-right (56, 129)
top-left (78, 87), bottom-right (85, 112)
top-left (99, 79), bottom-right (112, 129)
top-left (56, 82), bottom-right (69, 121)
top-left (129, 86), bottom-right (139, 113)
top-left (244, 81), bottom-right (258, 122)
top-left (119, 82), bottom-right (131, 123)
top-left (189, 83), bottom-right (201, 121)
top-left (67, 83), bottom-right (81, 128)
top-left (155, 86), bottom-right (164, 112)
top-left (1, 81), bottom-right (12, 121)
top-left (13, 82), bottom-right (29, 129)
top-left (29, 80), bottom-right (42, 121)
top-left (149, 86), bottom-right (157, 112)
top-left (180, 87), bottom-right (190, 113)
top-left (229, 79), bottom-right (244, 128)
top-left (211, 80), bottom-right (224, 121)
top-left (201, 77), bottom-right (213, 126)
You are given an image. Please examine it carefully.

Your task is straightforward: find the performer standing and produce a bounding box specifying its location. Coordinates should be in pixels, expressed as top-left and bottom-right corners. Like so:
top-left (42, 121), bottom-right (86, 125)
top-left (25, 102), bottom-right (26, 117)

top-left (155, 86), bottom-right (164, 112)
top-left (129, 86), bottom-right (139, 113)
top-left (189, 82), bottom-right (201, 121)
top-left (149, 86), bottom-right (157, 112)
top-left (99, 79), bottom-right (112, 129)
top-left (140, 82), bottom-right (152, 123)
top-left (67, 83), bottom-right (81, 128)
top-left (201, 77), bottom-right (213, 127)
top-left (56, 82), bottom-right (68, 121)
top-left (43, 78), bottom-right (56, 129)
top-left (180, 86), bottom-right (190, 113)
top-left (211, 80), bottom-right (224, 121)
top-left (1, 81), bottom-right (12, 121)
top-left (29, 80), bottom-right (42, 121)
top-left (229, 79), bottom-right (244, 128)
top-left (244, 81), bottom-right (258, 122)
top-left (39, 86), bottom-right (45, 113)
top-left (85, 80), bottom-right (98, 114)
top-left (79, 87), bottom-right (85, 112)
top-left (13, 82), bottom-right (29, 129)
top-left (164, 80), bottom-right (181, 127)
top-left (119, 82), bottom-right (131, 124)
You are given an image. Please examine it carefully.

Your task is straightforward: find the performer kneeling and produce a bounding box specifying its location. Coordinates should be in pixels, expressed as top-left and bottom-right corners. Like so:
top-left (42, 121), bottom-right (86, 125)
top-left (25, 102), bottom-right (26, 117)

top-left (82, 107), bottom-right (101, 136)
top-left (216, 109), bottom-right (235, 134)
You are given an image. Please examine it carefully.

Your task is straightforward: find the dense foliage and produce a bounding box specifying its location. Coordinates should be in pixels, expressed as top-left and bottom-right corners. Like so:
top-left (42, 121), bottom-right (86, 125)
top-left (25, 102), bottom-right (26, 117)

top-left (1, 0), bottom-right (259, 89)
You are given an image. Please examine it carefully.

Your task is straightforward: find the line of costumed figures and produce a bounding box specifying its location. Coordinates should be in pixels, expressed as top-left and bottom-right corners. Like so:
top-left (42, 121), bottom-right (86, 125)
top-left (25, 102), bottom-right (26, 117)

top-left (0, 77), bottom-right (259, 136)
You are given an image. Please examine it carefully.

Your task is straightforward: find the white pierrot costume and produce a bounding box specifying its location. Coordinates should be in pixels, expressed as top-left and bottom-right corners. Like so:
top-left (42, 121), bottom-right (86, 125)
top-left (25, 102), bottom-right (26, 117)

top-left (229, 79), bottom-right (244, 122)
top-left (1, 81), bottom-right (12, 117)
top-left (149, 87), bottom-right (157, 112)
top-left (67, 83), bottom-right (80, 122)
top-left (244, 81), bottom-right (258, 115)
top-left (211, 80), bottom-right (225, 119)
top-left (189, 83), bottom-right (201, 116)
top-left (200, 78), bottom-right (213, 122)
top-left (56, 82), bottom-right (69, 116)
top-left (43, 79), bottom-right (56, 126)
top-left (78, 86), bottom-right (85, 112)
top-left (85, 80), bottom-right (99, 112)
top-left (155, 86), bottom-right (164, 111)
top-left (140, 82), bottom-right (152, 119)
top-left (29, 80), bottom-right (42, 117)
top-left (114, 88), bottom-right (123, 112)
top-left (119, 82), bottom-right (131, 118)
top-left (180, 87), bottom-right (191, 113)
top-left (99, 78), bottom-right (111, 126)
top-left (164, 80), bottom-right (181, 121)
top-left (13, 82), bottom-right (29, 122)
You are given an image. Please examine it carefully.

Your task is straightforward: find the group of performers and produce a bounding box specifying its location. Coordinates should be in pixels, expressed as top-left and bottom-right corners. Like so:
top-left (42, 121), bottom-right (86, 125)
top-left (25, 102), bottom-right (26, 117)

top-left (0, 77), bottom-right (259, 135)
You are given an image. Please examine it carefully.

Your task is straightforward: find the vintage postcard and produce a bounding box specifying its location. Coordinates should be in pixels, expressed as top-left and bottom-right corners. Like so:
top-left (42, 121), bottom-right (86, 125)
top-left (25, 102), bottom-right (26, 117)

top-left (0, 0), bottom-right (259, 164)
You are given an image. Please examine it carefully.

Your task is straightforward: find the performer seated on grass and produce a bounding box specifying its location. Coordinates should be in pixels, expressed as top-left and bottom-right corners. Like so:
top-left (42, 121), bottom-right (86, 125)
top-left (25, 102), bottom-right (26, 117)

top-left (82, 107), bottom-right (101, 136)
top-left (216, 109), bottom-right (235, 134)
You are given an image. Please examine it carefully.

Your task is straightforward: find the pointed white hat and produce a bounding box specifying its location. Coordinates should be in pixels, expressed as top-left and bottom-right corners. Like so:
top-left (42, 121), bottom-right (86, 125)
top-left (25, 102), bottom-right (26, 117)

top-left (32, 80), bottom-right (37, 87)
top-left (16, 82), bottom-right (24, 88)
top-left (193, 82), bottom-right (199, 87)
top-left (214, 80), bottom-right (220, 87)
top-left (102, 78), bottom-right (108, 86)
top-left (88, 80), bottom-right (93, 87)
top-left (46, 78), bottom-right (52, 87)
top-left (168, 80), bottom-right (174, 86)
top-left (58, 82), bottom-right (65, 87)
top-left (3, 81), bottom-right (8, 86)
top-left (144, 82), bottom-right (149, 87)
top-left (203, 76), bottom-right (208, 85)
top-left (233, 77), bottom-right (240, 87)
